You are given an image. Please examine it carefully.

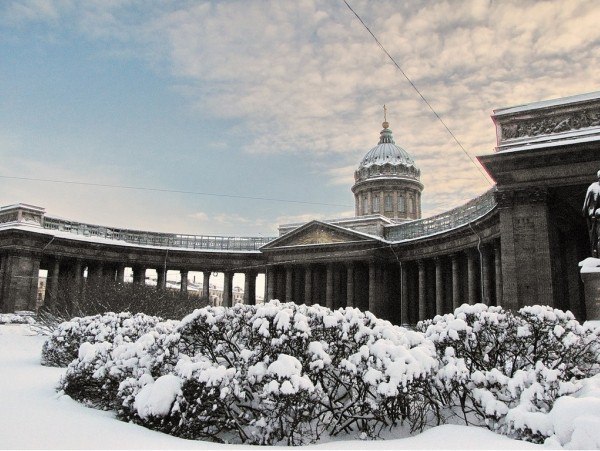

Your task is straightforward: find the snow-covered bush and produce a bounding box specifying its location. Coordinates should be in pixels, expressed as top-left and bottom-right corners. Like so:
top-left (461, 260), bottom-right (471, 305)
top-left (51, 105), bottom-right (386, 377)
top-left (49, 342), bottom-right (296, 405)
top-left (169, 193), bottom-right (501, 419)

top-left (0, 312), bottom-right (35, 324)
top-left (114, 301), bottom-right (437, 445)
top-left (60, 320), bottom-right (179, 409)
top-left (544, 373), bottom-right (600, 449)
top-left (418, 304), bottom-right (600, 443)
top-left (42, 312), bottom-right (165, 367)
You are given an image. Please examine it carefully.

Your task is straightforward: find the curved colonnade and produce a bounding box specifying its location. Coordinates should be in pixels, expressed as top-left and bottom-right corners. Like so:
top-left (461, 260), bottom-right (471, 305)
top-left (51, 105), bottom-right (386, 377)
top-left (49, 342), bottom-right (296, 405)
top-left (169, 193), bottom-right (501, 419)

top-left (0, 192), bottom-right (500, 325)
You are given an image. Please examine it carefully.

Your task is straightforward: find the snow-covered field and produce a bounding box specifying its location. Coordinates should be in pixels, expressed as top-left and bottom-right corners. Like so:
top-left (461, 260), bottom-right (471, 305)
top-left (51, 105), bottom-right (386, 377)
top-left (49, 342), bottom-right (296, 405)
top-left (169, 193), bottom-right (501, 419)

top-left (0, 324), bottom-right (543, 450)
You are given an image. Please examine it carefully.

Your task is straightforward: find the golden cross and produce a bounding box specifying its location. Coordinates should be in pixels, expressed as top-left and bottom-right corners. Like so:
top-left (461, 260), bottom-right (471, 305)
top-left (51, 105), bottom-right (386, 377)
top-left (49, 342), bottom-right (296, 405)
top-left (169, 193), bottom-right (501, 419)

top-left (383, 104), bottom-right (387, 122)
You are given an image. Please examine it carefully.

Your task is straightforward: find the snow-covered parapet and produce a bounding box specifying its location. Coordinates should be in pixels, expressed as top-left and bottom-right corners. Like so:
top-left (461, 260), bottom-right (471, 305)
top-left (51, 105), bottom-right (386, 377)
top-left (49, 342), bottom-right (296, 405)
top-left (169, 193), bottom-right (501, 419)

top-left (579, 258), bottom-right (600, 320)
top-left (579, 257), bottom-right (600, 273)
top-left (492, 91), bottom-right (600, 153)
top-left (0, 203), bottom-right (45, 228)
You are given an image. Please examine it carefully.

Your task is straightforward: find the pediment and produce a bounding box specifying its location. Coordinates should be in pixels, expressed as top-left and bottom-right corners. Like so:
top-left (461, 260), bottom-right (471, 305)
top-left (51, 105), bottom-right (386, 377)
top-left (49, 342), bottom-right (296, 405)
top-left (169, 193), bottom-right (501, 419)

top-left (262, 221), bottom-right (377, 249)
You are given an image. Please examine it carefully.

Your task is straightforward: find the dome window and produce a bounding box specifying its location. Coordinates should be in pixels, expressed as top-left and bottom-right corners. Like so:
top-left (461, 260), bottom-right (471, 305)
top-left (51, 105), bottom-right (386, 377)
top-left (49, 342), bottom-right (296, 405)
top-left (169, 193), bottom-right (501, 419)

top-left (384, 194), bottom-right (393, 212)
top-left (373, 195), bottom-right (380, 213)
top-left (398, 196), bottom-right (406, 213)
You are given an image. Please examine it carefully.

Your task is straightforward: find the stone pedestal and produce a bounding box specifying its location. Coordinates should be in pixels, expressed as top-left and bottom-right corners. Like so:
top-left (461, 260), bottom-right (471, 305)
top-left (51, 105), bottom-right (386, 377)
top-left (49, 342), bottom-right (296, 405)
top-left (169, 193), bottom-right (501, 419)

top-left (580, 258), bottom-right (600, 320)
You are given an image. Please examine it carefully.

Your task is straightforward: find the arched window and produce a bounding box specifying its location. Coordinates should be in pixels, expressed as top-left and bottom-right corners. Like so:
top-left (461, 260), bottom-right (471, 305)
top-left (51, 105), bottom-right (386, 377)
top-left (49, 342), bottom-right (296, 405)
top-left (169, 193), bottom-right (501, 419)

top-left (398, 195), bottom-right (406, 213)
top-left (362, 195), bottom-right (368, 214)
top-left (372, 195), bottom-right (380, 213)
top-left (384, 193), bottom-right (393, 212)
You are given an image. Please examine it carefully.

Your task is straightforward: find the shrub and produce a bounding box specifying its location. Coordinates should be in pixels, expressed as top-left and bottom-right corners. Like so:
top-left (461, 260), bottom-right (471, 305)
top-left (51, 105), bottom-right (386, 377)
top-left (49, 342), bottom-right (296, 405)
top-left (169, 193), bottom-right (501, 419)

top-left (41, 278), bottom-right (209, 325)
top-left (0, 312), bottom-right (35, 324)
top-left (69, 301), bottom-right (437, 445)
top-left (60, 320), bottom-right (180, 409)
top-left (42, 312), bottom-right (164, 367)
top-left (418, 304), bottom-right (600, 443)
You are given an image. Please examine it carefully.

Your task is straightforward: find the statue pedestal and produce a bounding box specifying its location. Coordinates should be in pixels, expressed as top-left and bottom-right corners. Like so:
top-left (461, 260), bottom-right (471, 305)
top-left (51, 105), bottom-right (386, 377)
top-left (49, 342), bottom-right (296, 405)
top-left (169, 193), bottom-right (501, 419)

top-left (580, 258), bottom-right (600, 321)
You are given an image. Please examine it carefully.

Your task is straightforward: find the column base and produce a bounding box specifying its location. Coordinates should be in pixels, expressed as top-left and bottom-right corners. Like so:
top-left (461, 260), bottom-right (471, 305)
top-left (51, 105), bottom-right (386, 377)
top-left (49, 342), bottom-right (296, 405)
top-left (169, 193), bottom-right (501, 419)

top-left (580, 258), bottom-right (600, 320)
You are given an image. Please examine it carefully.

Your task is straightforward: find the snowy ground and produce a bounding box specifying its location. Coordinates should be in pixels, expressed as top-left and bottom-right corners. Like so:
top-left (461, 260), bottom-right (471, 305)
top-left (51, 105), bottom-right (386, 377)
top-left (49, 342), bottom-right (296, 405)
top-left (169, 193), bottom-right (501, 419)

top-left (0, 324), bottom-right (545, 450)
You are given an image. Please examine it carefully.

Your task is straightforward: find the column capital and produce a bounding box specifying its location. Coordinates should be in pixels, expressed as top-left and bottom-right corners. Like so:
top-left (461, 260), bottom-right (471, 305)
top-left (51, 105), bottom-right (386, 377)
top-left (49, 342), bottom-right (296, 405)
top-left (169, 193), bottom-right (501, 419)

top-left (495, 186), bottom-right (548, 208)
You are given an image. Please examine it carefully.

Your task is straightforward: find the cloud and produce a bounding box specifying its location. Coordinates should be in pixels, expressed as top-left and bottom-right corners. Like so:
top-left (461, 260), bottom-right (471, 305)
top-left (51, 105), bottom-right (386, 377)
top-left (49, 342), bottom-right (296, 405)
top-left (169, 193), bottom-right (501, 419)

top-left (3, 0), bottom-right (600, 222)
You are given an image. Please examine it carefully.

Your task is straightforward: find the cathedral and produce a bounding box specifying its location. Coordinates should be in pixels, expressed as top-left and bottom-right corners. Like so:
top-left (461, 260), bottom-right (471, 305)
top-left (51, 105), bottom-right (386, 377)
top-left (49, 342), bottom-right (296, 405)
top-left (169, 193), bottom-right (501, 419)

top-left (1, 92), bottom-right (600, 322)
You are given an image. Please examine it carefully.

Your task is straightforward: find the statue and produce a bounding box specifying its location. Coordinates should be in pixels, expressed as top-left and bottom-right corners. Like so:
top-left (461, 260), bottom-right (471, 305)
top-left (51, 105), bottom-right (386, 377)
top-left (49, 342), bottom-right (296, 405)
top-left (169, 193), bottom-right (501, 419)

top-left (582, 170), bottom-right (600, 257)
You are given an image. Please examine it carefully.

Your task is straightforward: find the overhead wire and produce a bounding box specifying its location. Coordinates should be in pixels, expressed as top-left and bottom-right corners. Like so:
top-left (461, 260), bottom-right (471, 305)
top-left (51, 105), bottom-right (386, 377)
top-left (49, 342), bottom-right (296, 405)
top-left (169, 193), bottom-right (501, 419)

top-left (0, 175), bottom-right (353, 208)
top-left (342, 0), bottom-right (493, 186)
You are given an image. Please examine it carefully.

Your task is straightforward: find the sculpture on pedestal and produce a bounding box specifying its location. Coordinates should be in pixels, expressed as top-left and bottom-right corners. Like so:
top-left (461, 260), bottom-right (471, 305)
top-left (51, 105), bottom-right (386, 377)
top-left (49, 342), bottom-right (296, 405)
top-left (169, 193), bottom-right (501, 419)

top-left (582, 170), bottom-right (600, 257)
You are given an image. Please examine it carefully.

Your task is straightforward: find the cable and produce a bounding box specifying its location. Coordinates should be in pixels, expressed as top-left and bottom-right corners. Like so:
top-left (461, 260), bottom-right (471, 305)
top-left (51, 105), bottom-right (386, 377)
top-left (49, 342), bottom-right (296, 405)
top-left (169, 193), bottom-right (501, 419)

top-left (0, 174), bottom-right (354, 208)
top-left (342, 0), bottom-right (493, 186)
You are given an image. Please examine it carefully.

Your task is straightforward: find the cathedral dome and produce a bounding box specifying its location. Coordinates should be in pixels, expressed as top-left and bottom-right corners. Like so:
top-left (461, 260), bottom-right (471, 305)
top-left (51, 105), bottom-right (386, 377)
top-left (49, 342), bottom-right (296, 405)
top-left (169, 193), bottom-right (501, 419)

top-left (351, 114), bottom-right (423, 221)
top-left (354, 122), bottom-right (421, 183)
top-left (359, 129), bottom-right (416, 169)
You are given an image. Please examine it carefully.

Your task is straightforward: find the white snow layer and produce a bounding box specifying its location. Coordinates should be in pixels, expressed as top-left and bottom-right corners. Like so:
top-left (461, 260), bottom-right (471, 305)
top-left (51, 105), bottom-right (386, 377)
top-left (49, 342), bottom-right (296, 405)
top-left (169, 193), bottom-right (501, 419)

top-left (0, 323), bottom-right (545, 450)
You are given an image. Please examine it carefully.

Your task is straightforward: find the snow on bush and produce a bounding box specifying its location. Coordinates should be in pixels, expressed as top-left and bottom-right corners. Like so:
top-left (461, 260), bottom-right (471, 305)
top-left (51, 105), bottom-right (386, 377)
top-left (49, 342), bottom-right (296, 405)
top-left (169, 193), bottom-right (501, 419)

top-left (0, 312), bottom-right (36, 324)
top-left (418, 304), bottom-right (600, 444)
top-left (41, 312), bottom-right (165, 367)
top-left (53, 301), bottom-right (600, 446)
top-left (544, 373), bottom-right (600, 449)
top-left (59, 301), bottom-right (437, 445)
top-left (60, 320), bottom-right (180, 409)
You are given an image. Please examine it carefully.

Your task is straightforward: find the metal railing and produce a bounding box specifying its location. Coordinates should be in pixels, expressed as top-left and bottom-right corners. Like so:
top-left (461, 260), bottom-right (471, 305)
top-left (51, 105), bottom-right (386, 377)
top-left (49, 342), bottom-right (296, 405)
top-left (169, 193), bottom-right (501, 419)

top-left (385, 189), bottom-right (497, 241)
top-left (42, 216), bottom-right (276, 251)
top-left (40, 189), bottom-right (497, 249)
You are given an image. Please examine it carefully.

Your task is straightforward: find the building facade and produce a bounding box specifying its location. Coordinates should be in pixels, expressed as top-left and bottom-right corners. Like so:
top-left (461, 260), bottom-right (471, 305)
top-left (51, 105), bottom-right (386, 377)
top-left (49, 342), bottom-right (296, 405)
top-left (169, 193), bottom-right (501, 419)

top-left (1, 92), bottom-right (600, 322)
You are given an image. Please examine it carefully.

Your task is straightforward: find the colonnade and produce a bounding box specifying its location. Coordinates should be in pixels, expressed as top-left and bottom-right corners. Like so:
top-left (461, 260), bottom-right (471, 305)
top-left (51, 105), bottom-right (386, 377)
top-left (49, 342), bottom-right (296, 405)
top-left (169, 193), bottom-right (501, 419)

top-left (263, 240), bottom-right (502, 325)
top-left (40, 257), bottom-right (263, 311)
top-left (1, 238), bottom-right (502, 325)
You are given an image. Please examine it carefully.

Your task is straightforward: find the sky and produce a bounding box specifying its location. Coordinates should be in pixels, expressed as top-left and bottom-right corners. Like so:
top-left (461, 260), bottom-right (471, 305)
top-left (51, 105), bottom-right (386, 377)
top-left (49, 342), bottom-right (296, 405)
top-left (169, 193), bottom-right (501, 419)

top-left (1, 0), bottom-right (600, 239)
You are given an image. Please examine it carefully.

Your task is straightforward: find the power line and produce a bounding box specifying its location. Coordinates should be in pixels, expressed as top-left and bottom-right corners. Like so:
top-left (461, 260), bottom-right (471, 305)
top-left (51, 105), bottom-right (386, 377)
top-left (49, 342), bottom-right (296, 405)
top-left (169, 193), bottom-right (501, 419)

top-left (342, 0), bottom-right (493, 186)
top-left (0, 175), bottom-right (354, 208)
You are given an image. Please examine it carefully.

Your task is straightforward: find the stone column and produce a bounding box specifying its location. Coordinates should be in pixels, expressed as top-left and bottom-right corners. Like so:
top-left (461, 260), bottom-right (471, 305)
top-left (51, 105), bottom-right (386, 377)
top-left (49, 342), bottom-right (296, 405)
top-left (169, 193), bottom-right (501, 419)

top-left (481, 246), bottom-right (492, 306)
top-left (494, 242), bottom-right (502, 306)
top-left (276, 270), bottom-right (285, 300)
top-left (326, 264), bottom-right (334, 309)
top-left (156, 267), bottom-right (166, 290)
top-left (132, 266), bottom-right (146, 285)
top-left (87, 263), bottom-right (101, 284)
top-left (400, 262), bottom-right (408, 324)
top-left (452, 254), bottom-right (460, 312)
top-left (223, 271), bottom-right (233, 307)
top-left (116, 264), bottom-right (125, 284)
top-left (285, 267), bottom-right (294, 303)
top-left (102, 264), bottom-right (114, 283)
top-left (180, 270), bottom-right (188, 295)
top-left (244, 271), bottom-right (256, 305)
top-left (418, 260), bottom-right (426, 321)
top-left (346, 263), bottom-right (354, 308)
top-left (44, 258), bottom-right (60, 309)
top-left (333, 266), bottom-right (341, 308)
top-left (70, 259), bottom-right (83, 314)
top-left (381, 265), bottom-right (388, 316)
top-left (203, 271), bottom-right (211, 299)
top-left (495, 188), bottom-right (553, 310)
top-left (304, 266), bottom-right (313, 306)
top-left (435, 257), bottom-right (443, 315)
top-left (266, 267), bottom-right (275, 302)
top-left (368, 262), bottom-right (377, 314)
top-left (467, 250), bottom-right (477, 305)
top-left (294, 267), bottom-right (303, 305)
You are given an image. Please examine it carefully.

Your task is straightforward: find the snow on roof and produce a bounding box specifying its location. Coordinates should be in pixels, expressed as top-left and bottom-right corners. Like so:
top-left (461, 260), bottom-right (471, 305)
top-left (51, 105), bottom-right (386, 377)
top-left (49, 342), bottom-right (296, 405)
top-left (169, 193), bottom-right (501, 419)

top-left (0, 224), bottom-right (262, 254)
top-left (494, 91), bottom-right (600, 116)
